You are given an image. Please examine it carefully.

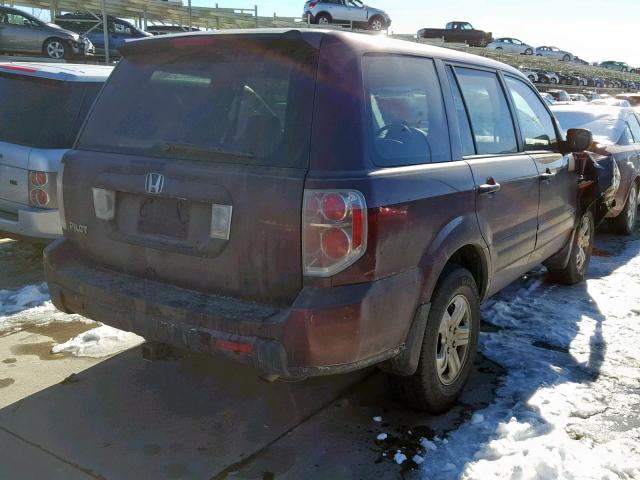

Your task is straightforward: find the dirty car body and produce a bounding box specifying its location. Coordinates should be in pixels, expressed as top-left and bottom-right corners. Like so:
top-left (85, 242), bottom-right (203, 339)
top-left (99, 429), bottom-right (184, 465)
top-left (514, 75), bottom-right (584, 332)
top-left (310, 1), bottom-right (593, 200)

top-left (46, 30), bottom-right (590, 394)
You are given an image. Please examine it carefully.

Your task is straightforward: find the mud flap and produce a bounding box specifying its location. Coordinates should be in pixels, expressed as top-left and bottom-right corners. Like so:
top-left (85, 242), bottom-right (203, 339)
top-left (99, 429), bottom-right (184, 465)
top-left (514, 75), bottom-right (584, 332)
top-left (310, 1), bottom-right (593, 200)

top-left (379, 303), bottom-right (431, 376)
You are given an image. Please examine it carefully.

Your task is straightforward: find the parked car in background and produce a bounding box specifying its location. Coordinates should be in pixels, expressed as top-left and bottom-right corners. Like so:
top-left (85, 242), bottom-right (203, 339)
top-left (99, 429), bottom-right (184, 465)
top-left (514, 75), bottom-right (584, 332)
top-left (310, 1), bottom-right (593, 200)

top-left (599, 61), bottom-right (631, 72)
top-left (487, 37), bottom-right (533, 55)
top-left (519, 67), bottom-right (538, 83)
top-left (570, 93), bottom-right (588, 102)
top-left (540, 92), bottom-right (555, 105)
top-left (303, 1), bottom-right (391, 31)
top-left (616, 94), bottom-right (640, 110)
top-left (535, 46), bottom-right (574, 62)
top-left (539, 70), bottom-right (559, 84)
top-left (56, 13), bottom-right (151, 58)
top-left (553, 105), bottom-right (640, 234)
top-left (557, 72), bottom-right (582, 86)
top-left (46, 30), bottom-right (595, 415)
top-left (0, 62), bottom-right (112, 241)
top-left (417, 21), bottom-right (493, 47)
top-left (584, 91), bottom-right (603, 101)
top-left (591, 98), bottom-right (632, 108)
top-left (0, 6), bottom-right (94, 59)
top-left (146, 25), bottom-right (201, 35)
top-left (547, 89), bottom-right (571, 102)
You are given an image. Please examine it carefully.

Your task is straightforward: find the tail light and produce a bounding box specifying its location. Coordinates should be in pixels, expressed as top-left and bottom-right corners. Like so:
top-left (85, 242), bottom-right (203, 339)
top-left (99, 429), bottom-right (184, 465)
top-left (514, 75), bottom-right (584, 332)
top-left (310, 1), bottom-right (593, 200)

top-left (303, 190), bottom-right (367, 277)
top-left (28, 170), bottom-right (57, 209)
top-left (308, 2), bottom-right (318, 7)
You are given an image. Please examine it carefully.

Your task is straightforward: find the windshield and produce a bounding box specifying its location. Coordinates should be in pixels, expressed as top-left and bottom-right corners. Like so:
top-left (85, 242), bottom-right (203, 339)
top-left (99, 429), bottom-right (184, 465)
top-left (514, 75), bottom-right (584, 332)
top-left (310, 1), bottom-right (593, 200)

top-left (553, 110), bottom-right (624, 144)
top-left (77, 37), bottom-right (318, 168)
top-left (0, 74), bottom-right (101, 149)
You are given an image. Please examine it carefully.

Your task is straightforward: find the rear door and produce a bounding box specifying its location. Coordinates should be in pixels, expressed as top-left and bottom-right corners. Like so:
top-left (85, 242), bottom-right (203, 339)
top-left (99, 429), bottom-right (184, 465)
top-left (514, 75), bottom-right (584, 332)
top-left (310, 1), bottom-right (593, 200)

top-left (63, 35), bottom-right (319, 306)
top-left (447, 66), bottom-right (540, 294)
top-left (504, 76), bottom-right (576, 259)
top-left (0, 10), bottom-right (40, 53)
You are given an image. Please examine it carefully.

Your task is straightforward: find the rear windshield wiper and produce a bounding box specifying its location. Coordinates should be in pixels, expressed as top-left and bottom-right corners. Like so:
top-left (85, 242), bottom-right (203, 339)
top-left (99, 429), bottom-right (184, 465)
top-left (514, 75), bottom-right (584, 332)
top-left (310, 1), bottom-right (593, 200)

top-left (156, 142), bottom-right (255, 160)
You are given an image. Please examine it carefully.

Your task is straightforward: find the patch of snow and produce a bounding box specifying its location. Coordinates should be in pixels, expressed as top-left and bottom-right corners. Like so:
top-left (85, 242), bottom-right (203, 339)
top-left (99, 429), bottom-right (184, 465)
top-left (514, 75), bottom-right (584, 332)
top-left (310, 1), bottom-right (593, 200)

top-left (419, 239), bottom-right (640, 479)
top-left (394, 451), bottom-right (407, 465)
top-left (376, 433), bottom-right (388, 441)
top-left (51, 325), bottom-right (144, 358)
top-left (420, 438), bottom-right (437, 451)
top-left (0, 283), bottom-right (91, 333)
top-left (413, 454), bottom-right (425, 465)
top-left (372, 416), bottom-right (382, 422)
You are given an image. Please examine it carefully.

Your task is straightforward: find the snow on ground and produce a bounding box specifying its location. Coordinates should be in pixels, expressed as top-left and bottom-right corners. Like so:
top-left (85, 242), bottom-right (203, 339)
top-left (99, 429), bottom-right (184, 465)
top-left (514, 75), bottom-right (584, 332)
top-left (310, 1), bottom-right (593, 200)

top-left (418, 239), bottom-right (640, 479)
top-left (51, 324), bottom-right (144, 358)
top-left (1, 282), bottom-right (144, 358)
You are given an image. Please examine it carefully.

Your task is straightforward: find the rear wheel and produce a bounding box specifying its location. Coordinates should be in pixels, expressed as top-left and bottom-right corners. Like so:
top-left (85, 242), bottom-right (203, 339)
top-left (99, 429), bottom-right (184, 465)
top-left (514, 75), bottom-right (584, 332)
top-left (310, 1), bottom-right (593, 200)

top-left (525, 48), bottom-right (533, 55)
top-left (609, 183), bottom-right (638, 235)
top-left (548, 210), bottom-right (594, 285)
top-left (395, 266), bottom-right (480, 413)
top-left (44, 38), bottom-right (67, 60)
top-left (368, 16), bottom-right (385, 31)
top-left (316, 13), bottom-right (331, 26)
top-left (562, 54), bottom-right (571, 61)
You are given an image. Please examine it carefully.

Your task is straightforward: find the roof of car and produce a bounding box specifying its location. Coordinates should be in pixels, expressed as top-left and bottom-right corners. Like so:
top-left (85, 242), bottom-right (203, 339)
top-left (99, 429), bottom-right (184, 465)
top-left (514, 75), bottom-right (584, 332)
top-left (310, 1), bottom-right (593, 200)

top-left (0, 62), bottom-right (113, 82)
top-left (123, 29), bottom-right (525, 78)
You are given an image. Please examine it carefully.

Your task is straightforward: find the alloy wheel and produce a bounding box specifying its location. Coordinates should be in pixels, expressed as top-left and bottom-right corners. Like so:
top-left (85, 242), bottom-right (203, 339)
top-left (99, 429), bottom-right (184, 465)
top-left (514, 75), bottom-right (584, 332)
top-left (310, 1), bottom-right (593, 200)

top-left (46, 41), bottom-right (65, 59)
top-left (370, 19), bottom-right (383, 31)
top-left (627, 186), bottom-right (638, 230)
top-left (435, 295), bottom-right (471, 385)
top-left (575, 213), bottom-right (592, 273)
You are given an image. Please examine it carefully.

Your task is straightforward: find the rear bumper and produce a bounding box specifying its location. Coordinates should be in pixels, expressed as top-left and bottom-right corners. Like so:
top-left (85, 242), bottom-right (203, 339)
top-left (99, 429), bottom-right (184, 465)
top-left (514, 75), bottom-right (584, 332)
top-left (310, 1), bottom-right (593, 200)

top-left (0, 207), bottom-right (62, 241)
top-left (44, 240), bottom-right (422, 378)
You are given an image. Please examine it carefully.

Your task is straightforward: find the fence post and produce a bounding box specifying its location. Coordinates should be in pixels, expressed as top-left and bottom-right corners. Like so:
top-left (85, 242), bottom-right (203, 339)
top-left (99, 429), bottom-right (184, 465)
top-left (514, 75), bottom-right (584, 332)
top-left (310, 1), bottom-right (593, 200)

top-left (254, 5), bottom-right (258, 28)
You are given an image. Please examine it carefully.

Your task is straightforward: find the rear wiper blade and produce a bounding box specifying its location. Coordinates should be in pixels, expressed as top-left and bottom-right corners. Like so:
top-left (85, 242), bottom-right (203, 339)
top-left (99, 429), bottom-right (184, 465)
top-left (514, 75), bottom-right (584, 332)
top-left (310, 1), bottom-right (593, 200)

top-left (156, 142), bottom-right (255, 160)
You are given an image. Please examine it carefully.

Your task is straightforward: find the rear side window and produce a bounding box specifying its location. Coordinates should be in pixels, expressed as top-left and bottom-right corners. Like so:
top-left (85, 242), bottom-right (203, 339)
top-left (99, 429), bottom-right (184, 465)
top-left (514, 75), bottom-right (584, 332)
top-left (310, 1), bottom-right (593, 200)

top-left (446, 67), bottom-right (476, 156)
top-left (628, 115), bottom-right (640, 143)
top-left (454, 67), bottom-right (518, 155)
top-left (78, 37), bottom-right (318, 168)
top-left (364, 55), bottom-right (450, 166)
top-left (505, 76), bottom-right (558, 151)
top-left (0, 74), bottom-right (100, 149)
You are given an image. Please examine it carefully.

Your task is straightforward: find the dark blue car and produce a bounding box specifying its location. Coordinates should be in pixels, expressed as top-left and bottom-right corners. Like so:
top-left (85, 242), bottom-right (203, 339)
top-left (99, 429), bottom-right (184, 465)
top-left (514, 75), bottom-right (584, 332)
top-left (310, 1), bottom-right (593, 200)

top-left (55, 14), bottom-right (150, 58)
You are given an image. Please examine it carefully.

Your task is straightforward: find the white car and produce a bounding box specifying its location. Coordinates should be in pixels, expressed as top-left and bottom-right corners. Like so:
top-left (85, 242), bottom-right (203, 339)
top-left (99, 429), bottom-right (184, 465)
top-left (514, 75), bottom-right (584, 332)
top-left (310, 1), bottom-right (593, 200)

top-left (535, 46), bottom-right (574, 62)
top-left (0, 63), bottom-right (112, 241)
top-left (487, 38), bottom-right (534, 55)
top-left (303, 0), bottom-right (391, 31)
top-left (519, 67), bottom-right (538, 83)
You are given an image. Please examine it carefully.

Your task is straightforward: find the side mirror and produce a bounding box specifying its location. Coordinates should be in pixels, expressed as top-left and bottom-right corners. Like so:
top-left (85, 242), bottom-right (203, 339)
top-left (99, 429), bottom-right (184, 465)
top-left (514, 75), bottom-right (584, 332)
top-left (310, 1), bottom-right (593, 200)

top-left (565, 128), bottom-right (592, 153)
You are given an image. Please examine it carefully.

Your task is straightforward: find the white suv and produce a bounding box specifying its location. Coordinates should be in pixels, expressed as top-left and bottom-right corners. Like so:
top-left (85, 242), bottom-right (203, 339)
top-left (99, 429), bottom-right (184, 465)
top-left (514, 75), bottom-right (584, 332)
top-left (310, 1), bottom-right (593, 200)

top-left (303, 0), bottom-right (391, 31)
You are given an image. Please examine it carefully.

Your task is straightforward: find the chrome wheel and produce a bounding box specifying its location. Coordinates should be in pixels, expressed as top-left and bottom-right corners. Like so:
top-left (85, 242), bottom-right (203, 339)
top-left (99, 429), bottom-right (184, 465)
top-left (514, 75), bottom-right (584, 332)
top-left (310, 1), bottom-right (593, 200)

top-left (46, 40), bottom-right (65, 59)
top-left (436, 295), bottom-right (471, 385)
top-left (370, 19), bottom-right (383, 31)
top-left (575, 213), bottom-right (591, 273)
top-left (626, 185), bottom-right (637, 230)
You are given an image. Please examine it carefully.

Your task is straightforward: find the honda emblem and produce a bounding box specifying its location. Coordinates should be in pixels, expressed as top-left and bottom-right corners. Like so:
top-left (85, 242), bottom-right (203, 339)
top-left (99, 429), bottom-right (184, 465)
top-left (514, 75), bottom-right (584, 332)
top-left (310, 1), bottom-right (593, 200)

top-left (145, 173), bottom-right (164, 195)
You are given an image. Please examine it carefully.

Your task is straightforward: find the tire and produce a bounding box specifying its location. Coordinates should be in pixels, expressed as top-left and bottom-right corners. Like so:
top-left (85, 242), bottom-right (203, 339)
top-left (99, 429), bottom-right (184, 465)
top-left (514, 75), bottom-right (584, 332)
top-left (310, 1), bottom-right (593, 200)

top-left (562, 54), bottom-right (571, 61)
top-left (44, 38), bottom-right (67, 60)
top-left (495, 47), bottom-right (503, 51)
top-left (608, 183), bottom-right (638, 235)
top-left (550, 77), bottom-right (558, 84)
top-left (548, 210), bottom-right (594, 285)
top-left (528, 75), bottom-right (536, 82)
top-left (395, 266), bottom-right (480, 413)
top-left (316, 13), bottom-right (331, 26)
top-left (368, 16), bottom-right (385, 31)
top-left (525, 48), bottom-right (533, 55)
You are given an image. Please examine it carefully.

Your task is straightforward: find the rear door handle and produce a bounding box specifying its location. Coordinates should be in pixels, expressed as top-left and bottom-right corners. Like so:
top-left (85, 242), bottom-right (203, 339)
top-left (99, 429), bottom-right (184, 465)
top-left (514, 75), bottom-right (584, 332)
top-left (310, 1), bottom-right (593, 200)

top-left (540, 169), bottom-right (556, 181)
top-left (478, 179), bottom-right (501, 195)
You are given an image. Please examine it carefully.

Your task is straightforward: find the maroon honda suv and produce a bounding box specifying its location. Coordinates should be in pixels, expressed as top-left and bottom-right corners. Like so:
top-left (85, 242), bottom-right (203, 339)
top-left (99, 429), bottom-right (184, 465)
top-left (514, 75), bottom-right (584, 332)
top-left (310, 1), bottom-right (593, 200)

top-left (45, 30), bottom-right (594, 413)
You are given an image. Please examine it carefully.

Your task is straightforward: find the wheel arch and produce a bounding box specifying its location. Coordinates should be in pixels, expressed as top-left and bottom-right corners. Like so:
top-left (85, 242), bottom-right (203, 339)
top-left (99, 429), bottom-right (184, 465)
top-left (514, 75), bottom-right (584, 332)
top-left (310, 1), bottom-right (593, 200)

top-left (418, 214), bottom-right (491, 304)
top-left (315, 11), bottom-right (332, 22)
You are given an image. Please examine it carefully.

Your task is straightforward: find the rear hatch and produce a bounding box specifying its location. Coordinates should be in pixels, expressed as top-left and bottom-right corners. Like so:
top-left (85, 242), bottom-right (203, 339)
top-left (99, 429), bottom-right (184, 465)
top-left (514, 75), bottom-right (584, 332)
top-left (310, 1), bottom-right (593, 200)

top-left (62, 33), bottom-right (320, 306)
top-left (0, 71), bottom-right (101, 211)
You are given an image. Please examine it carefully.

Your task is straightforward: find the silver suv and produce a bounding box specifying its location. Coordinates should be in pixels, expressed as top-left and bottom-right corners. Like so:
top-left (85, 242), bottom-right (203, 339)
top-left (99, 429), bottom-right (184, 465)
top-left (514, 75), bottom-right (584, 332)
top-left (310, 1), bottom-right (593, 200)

top-left (0, 63), bottom-right (112, 241)
top-left (303, 0), bottom-right (391, 31)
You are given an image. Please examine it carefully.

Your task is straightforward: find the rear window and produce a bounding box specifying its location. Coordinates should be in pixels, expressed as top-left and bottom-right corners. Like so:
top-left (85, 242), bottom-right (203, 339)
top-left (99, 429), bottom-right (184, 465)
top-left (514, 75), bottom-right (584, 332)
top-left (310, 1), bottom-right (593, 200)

top-left (0, 74), bottom-right (100, 149)
top-left (77, 37), bottom-right (319, 169)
